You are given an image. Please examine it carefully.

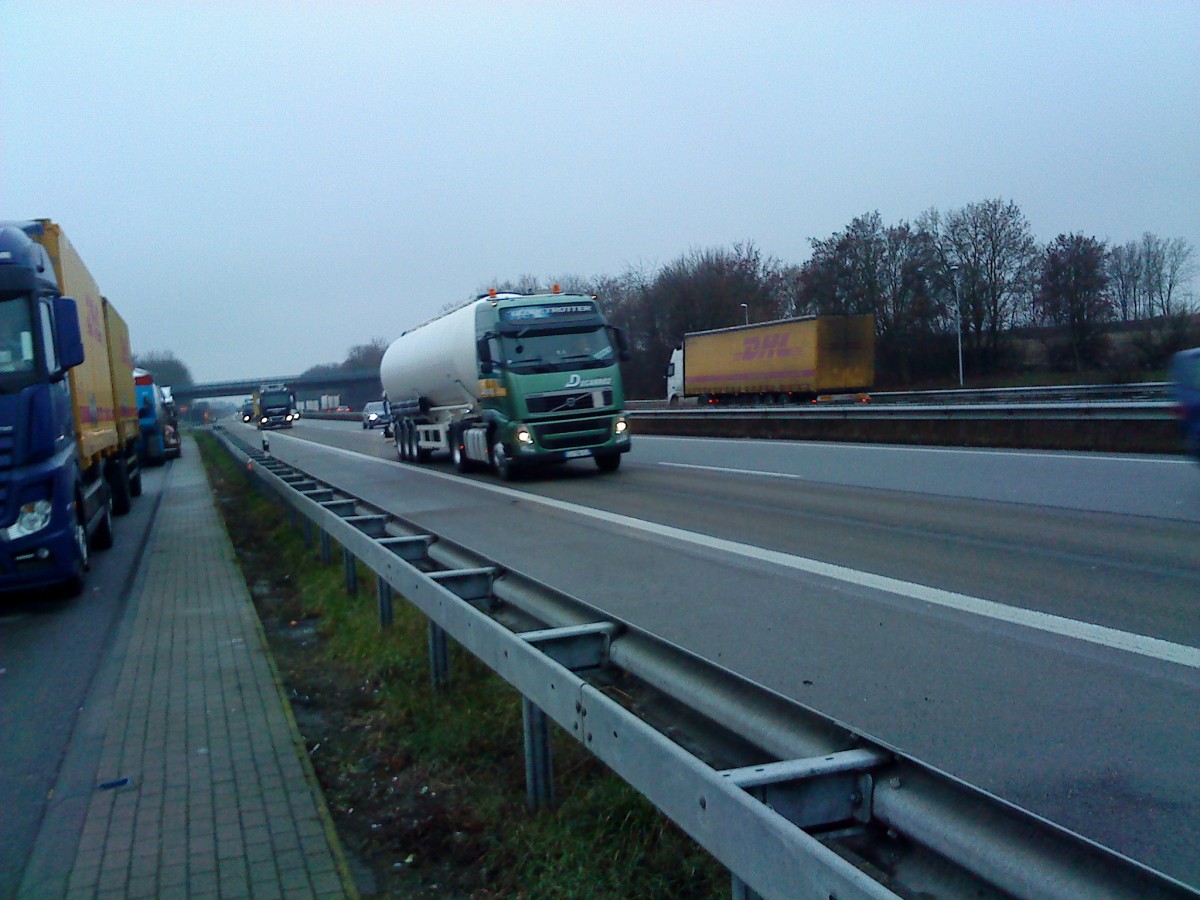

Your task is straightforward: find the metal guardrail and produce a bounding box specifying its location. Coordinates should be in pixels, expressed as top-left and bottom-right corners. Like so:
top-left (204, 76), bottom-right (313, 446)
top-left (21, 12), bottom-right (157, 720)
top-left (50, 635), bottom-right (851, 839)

top-left (211, 425), bottom-right (1196, 899)
top-left (630, 382), bottom-right (1174, 410)
top-left (633, 400), bottom-right (1175, 421)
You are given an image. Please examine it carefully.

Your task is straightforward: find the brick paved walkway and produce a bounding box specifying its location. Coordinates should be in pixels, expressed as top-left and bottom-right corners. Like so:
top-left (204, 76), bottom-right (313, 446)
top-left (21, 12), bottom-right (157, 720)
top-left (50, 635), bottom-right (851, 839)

top-left (20, 438), bottom-right (354, 899)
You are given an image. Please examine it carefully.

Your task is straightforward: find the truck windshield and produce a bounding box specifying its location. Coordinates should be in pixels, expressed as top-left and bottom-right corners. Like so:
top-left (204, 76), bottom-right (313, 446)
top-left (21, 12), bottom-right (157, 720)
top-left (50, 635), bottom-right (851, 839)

top-left (0, 294), bottom-right (38, 390)
top-left (261, 392), bottom-right (292, 407)
top-left (499, 327), bottom-right (614, 372)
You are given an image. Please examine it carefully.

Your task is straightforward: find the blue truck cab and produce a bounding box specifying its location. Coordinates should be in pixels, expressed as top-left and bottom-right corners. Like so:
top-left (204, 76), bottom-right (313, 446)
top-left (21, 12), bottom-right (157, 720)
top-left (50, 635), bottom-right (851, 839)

top-left (0, 224), bottom-right (91, 592)
top-left (1172, 348), bottom-right (1200, 463)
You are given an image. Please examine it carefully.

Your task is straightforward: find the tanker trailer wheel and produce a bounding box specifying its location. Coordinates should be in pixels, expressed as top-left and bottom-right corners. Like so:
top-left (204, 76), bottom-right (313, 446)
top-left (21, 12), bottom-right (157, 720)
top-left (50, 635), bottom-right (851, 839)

top-left (395, 421), bottom-right (409, 461)
top-left (451, 426), bottom-right (472, 474)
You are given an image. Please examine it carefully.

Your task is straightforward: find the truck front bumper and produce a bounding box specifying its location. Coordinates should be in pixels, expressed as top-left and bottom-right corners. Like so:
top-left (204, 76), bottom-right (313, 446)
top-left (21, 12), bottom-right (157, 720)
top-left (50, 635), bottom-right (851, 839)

top-left (0, 519), bottom-right (80, 591)
top-left (507, 414), bottom-right (631, 465)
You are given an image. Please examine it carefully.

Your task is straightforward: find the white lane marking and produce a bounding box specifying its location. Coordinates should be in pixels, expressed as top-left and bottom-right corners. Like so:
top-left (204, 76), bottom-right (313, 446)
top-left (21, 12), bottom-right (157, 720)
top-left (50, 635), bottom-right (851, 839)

top-left (661, 462), bottom-right (807, 480)
top-left (268, 432), bottom-right (1200, 669)
top-left (635, 433), bottom-right (1194, 464)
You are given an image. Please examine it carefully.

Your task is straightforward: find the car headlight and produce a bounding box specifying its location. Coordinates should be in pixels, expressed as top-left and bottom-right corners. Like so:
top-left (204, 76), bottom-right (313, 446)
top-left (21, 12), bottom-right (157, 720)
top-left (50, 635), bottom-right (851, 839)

top-left (368, 414), bottom-right (378, 421)
top-left (614, 418), bottom-right (628, 434)
top-left (5, 499), bottom-right (53, 539)
top-left (515, 426), bottom-right (533, 444)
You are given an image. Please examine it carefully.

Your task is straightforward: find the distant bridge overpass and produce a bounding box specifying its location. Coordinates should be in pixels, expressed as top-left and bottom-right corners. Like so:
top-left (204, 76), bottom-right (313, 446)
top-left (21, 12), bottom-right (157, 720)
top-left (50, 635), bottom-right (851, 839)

top-left (171, 369), bottom-right (380, 403)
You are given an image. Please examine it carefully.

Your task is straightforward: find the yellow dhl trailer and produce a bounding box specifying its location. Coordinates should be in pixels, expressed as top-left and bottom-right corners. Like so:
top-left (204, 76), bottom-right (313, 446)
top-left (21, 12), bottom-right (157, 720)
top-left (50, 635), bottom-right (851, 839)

top-left (666, 314), bottom-right (875, 404)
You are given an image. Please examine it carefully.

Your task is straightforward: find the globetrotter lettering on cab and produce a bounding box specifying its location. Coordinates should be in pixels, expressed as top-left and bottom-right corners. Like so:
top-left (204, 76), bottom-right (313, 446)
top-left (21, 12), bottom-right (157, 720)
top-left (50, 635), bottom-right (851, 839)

top-left (735, 334), bottom-right (804, 361)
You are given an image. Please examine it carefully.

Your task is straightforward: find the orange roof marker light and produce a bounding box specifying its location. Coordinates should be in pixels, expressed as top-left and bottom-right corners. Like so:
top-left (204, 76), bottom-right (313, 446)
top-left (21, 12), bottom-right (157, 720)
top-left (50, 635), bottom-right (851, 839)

top-left (552, 283), bottom-right (561, 294)
top-left (488, 288), bottom-right (497, 298)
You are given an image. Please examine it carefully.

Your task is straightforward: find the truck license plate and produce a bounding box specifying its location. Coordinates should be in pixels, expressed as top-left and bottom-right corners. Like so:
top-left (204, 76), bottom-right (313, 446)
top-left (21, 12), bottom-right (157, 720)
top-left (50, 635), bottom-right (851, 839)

top-left (565, 449), bottom-right (592, 459)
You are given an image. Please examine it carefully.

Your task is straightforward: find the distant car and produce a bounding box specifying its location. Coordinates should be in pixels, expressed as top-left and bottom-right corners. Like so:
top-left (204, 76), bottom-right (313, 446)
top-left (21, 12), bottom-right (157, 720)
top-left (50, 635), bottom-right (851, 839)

top-left (1172, 347), bottom-right (1200, 463)
top-left (336, 405), bottom-right (351, 412)
top-left (362, 401), bottom-right (390, 430)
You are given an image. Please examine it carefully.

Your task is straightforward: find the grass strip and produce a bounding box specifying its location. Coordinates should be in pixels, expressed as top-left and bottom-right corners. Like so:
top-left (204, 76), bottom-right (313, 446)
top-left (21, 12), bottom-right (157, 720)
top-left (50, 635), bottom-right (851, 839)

top-left (197, 432), bottom-right (727, 898)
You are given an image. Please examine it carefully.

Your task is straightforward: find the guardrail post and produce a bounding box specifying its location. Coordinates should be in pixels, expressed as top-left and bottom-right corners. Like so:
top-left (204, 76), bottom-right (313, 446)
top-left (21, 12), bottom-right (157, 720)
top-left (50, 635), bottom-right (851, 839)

top-left (522, 698), bottom-right (554, 811)
top-left (320, 529), bottom-right (331, 565)
top-left (377, 575), bottom-right (393, 627)
top-left (343, 546), bottom-right (358, 596)
top-left (428, 622), bottom-right (449, 690)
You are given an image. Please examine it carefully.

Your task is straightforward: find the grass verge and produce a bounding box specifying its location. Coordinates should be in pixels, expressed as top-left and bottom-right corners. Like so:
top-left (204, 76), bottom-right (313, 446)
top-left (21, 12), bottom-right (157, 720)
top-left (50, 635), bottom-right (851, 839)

top-left (197, 433), bottom-right (728, 898)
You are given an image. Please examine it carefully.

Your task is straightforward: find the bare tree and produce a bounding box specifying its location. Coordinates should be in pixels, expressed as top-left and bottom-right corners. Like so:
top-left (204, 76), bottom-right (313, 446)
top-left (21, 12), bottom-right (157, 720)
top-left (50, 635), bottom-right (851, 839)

top-left (1157, 236), bottom-right (1197, 316)
top-left (133, 350), bottom-right (194, 387)
top-left (1107, 241), bottom-right (1145, 320)
top-left (343, 338), bottom-right (389, 372)
top-left (942, 199), bottom-right (1038, 373)
top-left (796, 212), bottom-right (887, 318)
top-left (1036, 234), bottom-right (1112, 371)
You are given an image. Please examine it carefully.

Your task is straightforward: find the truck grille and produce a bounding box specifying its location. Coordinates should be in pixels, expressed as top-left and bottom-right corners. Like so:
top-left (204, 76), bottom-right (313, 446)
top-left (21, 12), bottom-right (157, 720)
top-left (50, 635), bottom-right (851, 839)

top-left (526, 389), bottom-right (612, 415)
top-left (532, 416), bottom-right (611, 450)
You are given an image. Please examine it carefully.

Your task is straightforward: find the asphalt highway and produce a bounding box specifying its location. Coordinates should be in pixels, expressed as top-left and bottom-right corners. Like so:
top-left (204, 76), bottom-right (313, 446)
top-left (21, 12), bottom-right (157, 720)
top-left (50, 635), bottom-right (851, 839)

top-left (249, 419), bottom-right (1200, 886)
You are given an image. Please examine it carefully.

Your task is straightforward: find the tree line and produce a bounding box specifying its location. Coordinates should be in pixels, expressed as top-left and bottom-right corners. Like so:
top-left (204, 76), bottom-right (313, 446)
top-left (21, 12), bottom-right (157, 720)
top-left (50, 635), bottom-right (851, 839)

top-left (490, 199), bottom-right (1198, 398)
top-left (139, 199), bottom-right (1199, 403)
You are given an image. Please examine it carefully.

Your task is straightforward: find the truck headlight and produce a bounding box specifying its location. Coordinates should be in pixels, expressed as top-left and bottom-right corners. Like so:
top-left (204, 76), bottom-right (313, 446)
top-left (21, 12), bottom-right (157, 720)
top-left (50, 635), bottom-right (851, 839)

top-left (614, 418), bottom-right (628, 434)
top-left (515, 426), bottom-right (533, 444)
top-left (5, 499), bottom-right (53, 539)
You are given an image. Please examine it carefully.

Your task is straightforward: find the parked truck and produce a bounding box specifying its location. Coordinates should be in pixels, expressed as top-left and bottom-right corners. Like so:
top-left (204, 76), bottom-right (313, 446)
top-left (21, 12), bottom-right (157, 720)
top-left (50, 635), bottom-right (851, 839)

top-left (0, 219), bottom-right (142, 595)
top-left (254, 383), bottom-right (297, 429)
top-left (380, 289), bottom-right (631, 479)
top-left (666, 314), bottom-right (876, 405)
top-left (135, 368), bottom-right (181, 464)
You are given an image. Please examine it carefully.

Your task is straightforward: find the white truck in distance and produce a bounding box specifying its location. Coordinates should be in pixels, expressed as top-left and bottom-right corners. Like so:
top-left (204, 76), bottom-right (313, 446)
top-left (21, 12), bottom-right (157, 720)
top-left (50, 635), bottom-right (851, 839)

top-left (380, 290), bottom-right (630, 480)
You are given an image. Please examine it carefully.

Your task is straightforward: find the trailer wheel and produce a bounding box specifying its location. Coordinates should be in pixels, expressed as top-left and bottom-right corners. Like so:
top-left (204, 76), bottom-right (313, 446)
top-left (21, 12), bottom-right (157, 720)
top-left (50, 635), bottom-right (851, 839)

top-left (129, 466), bottom-right (143, 498)
top-left (109, 456), bottom-right (132, 515)
top-left (92, 493), bottom-right (114, 551)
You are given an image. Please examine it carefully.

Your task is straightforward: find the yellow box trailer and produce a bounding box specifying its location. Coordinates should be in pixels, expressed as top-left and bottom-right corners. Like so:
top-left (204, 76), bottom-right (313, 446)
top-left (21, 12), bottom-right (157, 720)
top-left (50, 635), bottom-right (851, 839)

top-left (667, 315), bottom-right (875, 404)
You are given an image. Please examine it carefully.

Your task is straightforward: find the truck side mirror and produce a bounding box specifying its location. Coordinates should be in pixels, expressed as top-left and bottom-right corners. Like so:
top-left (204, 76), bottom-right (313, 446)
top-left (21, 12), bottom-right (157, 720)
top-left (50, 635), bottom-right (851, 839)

top-left (608, 326), bottom-right (631, 362)
top-left (54, 296), bottom-right (85, 370)
top-left (477, 338), bottom-right (494, 375)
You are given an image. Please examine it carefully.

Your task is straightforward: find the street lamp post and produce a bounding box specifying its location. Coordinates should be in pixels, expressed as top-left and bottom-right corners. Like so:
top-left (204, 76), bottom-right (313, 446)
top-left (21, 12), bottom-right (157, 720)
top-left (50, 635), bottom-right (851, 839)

top-left (740, 303), bottom-right (749, 325)
top-left (949, 265), bottom-right (963, 387)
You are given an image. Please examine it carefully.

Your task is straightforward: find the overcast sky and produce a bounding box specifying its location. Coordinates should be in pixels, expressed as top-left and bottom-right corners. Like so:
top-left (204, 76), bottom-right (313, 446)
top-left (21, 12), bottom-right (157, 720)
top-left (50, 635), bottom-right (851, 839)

top-left (4, 1), bottom-right (1197, 384)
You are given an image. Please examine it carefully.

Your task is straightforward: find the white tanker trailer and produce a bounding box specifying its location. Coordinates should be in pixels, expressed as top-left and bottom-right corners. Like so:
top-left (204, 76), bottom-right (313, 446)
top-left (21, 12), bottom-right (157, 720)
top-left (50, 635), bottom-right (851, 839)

top-left (380, 289), bottom-right (631, 479)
